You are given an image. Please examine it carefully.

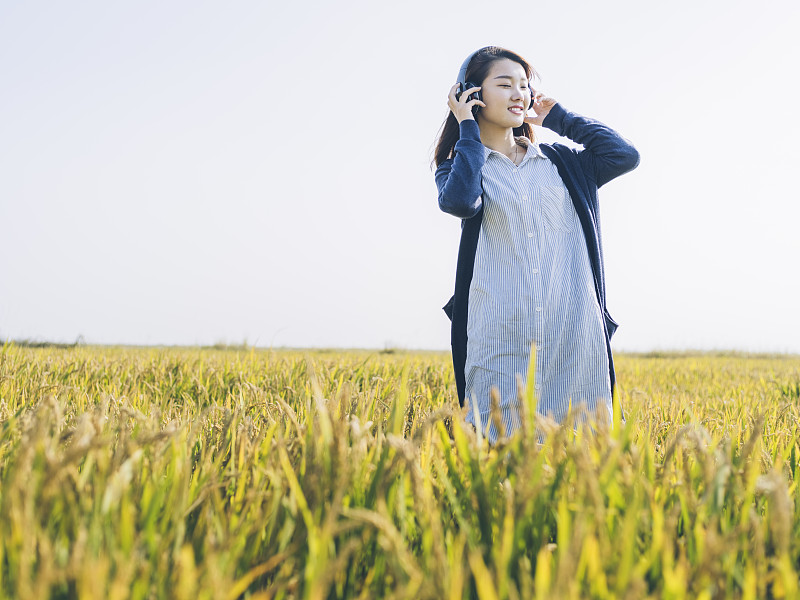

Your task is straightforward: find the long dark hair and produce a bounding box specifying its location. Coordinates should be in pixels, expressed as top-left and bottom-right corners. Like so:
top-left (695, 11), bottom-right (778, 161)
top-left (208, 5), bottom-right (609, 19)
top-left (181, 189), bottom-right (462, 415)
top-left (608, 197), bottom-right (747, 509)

top-left (431, 46), bottom-right (540, 169)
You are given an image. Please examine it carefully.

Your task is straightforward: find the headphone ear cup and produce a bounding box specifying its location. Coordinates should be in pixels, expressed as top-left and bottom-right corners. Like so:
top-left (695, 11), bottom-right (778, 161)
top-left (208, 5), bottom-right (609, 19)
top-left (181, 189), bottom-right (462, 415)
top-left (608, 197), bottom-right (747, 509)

top-left (462, 81), bottom-right (481, 102)
top-left (528, 85), bottom-right (535, 110)
top-left (461, 80), bottom-right (482, 115)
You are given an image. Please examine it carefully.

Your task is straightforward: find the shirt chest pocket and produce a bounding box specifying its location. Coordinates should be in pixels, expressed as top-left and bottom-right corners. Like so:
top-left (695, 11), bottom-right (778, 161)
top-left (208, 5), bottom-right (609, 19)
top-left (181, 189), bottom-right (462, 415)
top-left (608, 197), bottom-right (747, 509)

top-left (539, 185), bottom-right (575, 233)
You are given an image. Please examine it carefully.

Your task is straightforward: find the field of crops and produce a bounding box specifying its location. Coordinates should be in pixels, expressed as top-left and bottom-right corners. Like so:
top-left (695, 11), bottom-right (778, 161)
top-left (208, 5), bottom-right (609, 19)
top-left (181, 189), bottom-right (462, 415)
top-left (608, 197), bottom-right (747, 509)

top-left (1, 344), bottom-right (799, 599)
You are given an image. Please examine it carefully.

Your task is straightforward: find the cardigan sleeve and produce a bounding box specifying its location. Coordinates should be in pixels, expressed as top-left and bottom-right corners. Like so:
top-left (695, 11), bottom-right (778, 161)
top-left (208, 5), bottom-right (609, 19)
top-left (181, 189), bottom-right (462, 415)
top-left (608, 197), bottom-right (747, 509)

top-left (542, 103), bottom-right (640, 188)
top-left (434, 119), bottom-right (486, 219)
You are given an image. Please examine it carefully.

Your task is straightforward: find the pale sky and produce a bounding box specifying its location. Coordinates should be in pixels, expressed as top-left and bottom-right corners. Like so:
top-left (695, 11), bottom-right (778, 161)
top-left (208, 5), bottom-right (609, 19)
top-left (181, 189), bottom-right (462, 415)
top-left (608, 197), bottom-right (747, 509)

top-left (2, 0), bottom-right (799, 352)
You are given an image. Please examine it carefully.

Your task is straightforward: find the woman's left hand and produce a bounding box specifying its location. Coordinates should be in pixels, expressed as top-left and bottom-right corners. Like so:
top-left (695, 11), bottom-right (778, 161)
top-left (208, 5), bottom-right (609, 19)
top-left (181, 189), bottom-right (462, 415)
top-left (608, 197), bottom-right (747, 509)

top-left (524, 91), bottom-right (557, 126)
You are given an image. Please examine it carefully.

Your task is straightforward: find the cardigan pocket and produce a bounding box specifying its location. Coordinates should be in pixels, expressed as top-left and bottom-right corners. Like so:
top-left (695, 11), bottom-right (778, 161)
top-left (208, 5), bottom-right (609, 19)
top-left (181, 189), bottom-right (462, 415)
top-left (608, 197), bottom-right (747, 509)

top-left (443, 295), bottom-right (455, 321)
top-left (604, 308), bottom-right (619, 339)
top-left (540, 185), bottom-right (575, 233)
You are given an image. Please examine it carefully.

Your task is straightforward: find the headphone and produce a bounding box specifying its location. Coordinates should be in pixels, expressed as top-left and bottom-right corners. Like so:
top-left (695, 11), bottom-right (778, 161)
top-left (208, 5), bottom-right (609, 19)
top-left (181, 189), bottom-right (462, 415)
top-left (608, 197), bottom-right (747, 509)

top-left (455, 46), bottom-right (535, 116)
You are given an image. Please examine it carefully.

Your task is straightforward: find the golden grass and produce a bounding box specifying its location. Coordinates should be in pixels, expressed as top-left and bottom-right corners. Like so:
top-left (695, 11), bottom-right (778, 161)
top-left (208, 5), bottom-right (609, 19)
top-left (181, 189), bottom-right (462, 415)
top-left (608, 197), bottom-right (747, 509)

top-left (0, 345), bottom-right (798, 599)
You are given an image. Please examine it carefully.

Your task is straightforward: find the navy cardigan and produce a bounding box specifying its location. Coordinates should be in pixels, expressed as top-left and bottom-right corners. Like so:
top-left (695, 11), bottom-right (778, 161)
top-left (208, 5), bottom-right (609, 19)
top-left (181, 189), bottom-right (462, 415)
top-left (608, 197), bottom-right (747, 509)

top-left (435, 103), bottom-right (640, 408)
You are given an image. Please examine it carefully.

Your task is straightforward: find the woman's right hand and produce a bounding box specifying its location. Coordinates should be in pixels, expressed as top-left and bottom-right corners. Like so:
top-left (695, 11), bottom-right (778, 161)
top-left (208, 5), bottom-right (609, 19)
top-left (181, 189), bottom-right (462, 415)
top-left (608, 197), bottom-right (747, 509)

top-left (448, 83), bottom-right (486, 123)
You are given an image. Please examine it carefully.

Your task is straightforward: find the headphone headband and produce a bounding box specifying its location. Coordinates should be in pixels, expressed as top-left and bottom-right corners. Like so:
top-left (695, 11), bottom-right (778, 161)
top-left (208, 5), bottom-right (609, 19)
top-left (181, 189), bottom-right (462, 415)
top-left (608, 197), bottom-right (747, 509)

top-left (456, 46), bottom-right (493, 86)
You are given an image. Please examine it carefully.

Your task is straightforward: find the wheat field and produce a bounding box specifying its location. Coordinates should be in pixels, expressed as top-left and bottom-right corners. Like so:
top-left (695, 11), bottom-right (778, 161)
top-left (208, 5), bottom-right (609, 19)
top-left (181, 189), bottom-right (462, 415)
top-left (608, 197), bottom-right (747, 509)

top-left (0, 344), bottom-right (799, 599)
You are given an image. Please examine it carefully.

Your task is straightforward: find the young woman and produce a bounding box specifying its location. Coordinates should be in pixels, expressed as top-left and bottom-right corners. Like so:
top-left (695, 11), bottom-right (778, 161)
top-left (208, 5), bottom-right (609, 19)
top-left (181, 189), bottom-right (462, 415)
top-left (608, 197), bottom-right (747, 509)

top-left (433, 46), bottom-right (639, 442)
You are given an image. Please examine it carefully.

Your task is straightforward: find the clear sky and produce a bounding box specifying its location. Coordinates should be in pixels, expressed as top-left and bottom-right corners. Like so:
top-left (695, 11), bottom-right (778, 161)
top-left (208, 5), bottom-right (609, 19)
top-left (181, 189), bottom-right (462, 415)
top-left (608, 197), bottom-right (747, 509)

top-left (2, 0), bottom-right (799, 352)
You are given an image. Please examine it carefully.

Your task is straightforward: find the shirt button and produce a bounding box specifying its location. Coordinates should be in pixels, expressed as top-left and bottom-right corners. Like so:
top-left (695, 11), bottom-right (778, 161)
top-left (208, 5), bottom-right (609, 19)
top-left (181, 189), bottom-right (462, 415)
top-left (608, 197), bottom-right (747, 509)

top-left (527, 232), bottom-right (533, 238)
top-left (522, 195), bottom-right (528, 201)
top-left (536, 306), bottom-right (542, 312)
top-left (532, 268), bottom-right (539, 274)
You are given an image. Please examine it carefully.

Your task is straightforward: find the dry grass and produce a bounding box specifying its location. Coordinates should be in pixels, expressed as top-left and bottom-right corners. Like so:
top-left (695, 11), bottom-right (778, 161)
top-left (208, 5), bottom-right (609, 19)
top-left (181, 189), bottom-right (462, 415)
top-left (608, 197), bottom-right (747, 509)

top-left (1, 345), bottom-right (799, 599)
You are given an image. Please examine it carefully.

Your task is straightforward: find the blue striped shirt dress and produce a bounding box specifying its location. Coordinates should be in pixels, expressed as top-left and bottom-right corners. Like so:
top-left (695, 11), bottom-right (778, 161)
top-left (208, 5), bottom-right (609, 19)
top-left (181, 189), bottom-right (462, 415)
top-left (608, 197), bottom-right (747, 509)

top-left (466, 138), bottom-right (610, 441)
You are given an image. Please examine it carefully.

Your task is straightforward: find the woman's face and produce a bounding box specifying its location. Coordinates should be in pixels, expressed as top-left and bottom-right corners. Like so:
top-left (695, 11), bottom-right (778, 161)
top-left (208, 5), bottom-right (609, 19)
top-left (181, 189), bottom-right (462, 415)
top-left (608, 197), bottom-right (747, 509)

top-left (477, 58), bottom-right (531, 129)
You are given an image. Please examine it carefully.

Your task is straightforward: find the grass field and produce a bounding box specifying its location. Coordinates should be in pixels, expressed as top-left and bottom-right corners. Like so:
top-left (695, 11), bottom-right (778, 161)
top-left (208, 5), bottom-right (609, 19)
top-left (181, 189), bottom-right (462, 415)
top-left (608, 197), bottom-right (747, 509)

top-left (1, 344), bottom-right (799, 599)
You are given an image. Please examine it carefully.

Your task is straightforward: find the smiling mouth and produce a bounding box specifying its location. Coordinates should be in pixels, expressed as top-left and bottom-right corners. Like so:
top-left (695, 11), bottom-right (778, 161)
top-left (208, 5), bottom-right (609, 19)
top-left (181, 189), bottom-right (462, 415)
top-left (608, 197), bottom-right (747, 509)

top-left (508, 107), bottom-right (524, 114)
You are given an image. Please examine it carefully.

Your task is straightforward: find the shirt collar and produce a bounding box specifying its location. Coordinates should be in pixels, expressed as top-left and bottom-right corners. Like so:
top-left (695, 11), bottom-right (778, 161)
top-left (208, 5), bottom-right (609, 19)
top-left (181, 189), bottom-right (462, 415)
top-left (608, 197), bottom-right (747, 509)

top-left (482, 137), bottom-right (546, 163)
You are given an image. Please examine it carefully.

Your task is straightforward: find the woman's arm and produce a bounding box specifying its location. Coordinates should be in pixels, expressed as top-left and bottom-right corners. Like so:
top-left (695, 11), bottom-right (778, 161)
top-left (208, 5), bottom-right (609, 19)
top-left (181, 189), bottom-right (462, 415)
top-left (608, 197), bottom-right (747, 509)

top-left (435, 119), bottom-right (486, 219)
top-left (541, 103), bottom-right (640, 188)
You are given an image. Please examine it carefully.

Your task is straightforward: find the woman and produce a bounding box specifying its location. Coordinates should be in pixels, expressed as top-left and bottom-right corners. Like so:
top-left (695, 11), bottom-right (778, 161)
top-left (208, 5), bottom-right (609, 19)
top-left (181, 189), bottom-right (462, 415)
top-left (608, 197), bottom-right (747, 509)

top-left (433, 46), bottom-right (639, 442)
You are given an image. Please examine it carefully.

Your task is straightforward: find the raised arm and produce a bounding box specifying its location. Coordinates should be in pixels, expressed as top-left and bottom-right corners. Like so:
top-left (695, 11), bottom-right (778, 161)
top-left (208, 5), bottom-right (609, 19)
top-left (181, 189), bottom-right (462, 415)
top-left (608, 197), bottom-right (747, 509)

top-left (435, 119), bottom-right (486, 219)
top-left (541, 102), bottom-right (640, 188)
